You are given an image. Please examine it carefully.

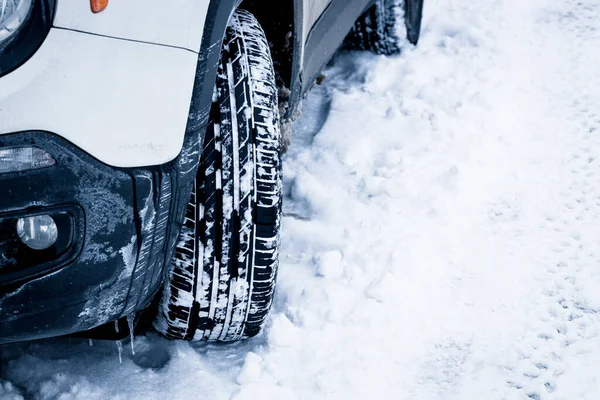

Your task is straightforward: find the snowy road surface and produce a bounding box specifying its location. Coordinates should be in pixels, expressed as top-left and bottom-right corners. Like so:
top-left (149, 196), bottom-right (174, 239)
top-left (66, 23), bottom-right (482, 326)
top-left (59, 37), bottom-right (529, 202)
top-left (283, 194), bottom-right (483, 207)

top-left (3, 0), bottom-right (600, 398)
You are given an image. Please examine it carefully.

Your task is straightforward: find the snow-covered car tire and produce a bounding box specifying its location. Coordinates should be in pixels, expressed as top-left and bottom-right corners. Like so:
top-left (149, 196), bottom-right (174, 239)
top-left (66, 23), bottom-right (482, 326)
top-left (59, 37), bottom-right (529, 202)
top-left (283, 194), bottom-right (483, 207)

top-left (345, 0), bottom-right (424, 54)
top-left (154, 9), bottom-right (282, 341)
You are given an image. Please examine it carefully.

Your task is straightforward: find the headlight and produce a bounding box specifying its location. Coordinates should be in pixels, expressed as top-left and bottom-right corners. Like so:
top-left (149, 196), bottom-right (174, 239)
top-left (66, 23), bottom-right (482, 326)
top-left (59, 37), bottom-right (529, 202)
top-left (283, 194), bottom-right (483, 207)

top-left (0, 0), bottom-right (33, 47)
top-left (0, 0), bottom-right (54, 77)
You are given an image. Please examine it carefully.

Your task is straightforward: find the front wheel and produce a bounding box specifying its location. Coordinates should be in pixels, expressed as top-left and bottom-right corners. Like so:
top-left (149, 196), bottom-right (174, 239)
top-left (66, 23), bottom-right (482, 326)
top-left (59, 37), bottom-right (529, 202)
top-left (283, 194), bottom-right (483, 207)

top-left (154, 9), bottom-right (282, 341)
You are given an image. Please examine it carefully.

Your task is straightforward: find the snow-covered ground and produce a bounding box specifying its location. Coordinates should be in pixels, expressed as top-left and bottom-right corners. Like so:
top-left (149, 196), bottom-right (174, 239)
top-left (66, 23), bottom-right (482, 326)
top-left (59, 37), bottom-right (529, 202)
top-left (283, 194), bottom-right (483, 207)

top-left (3, 0), bottom-right (600, 398)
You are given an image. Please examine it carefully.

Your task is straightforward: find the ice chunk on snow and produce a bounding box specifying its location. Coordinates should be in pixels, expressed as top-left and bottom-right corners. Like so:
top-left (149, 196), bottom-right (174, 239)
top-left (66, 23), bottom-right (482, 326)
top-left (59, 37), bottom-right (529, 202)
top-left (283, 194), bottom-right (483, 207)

top-left (266, 314), bottom-right (299, 347)
top-left (236, 353), bottom-right (263, 384)
top-left (316, 250), bottom-right (344, 279)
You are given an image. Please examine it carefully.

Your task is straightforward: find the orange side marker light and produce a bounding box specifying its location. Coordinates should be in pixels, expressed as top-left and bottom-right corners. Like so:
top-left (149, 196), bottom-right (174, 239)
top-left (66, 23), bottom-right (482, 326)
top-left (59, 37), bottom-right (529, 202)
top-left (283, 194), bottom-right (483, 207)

top-left (91, 0), bottom-right (108, 13)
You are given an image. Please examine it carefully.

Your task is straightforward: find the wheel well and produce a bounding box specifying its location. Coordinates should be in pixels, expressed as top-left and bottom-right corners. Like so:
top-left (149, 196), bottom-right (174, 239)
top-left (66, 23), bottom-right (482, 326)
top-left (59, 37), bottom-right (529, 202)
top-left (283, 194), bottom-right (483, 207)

top-left (240, 0), bottom-right (295, 90)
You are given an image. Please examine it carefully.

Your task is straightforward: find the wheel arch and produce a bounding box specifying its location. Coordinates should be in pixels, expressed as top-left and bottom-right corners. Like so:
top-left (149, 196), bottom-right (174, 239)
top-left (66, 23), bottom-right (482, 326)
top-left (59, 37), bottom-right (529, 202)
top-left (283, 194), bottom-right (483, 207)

top-left (240, 1), bottom-right (298, 90)
top-left (187, 0), bottom-right (302, 137)
top-left (241, 0), bottom-right (303, 120)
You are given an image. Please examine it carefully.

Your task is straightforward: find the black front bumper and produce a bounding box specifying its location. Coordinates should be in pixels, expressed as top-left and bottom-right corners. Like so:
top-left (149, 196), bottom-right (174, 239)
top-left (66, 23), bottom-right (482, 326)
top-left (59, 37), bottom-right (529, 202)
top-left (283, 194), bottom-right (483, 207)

top-left (0, 131), bottom-right (197, 344)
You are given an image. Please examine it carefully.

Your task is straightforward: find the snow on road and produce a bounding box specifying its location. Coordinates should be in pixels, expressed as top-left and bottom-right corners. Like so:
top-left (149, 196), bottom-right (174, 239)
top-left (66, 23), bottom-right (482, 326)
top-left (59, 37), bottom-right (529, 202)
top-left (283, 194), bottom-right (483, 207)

top-left (3, 0), bottom-right (600, 398)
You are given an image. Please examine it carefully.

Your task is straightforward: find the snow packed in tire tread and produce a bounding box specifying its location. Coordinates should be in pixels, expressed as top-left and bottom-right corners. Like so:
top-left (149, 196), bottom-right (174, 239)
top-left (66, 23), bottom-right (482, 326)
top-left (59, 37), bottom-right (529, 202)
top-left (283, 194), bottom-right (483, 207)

top-left (155, 9), bottom-right (282, 342)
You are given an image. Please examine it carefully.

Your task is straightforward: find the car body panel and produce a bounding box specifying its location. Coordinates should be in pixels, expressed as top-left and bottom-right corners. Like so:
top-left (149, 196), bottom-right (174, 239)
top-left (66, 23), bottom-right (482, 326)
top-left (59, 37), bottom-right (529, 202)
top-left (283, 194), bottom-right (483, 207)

top-left (0, 28), bottom-right (198, 168)
top-left (53, 0), bottom-right (210, 53)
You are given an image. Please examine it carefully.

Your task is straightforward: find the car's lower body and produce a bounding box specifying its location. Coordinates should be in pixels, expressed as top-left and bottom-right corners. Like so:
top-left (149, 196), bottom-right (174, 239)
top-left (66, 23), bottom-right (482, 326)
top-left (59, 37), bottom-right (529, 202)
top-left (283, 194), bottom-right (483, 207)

top-left (0, 9), bottom-right (282, 345)
top-left (0, 1), bottom-right (424, 345)
top-left (0, 1), bottom-right (206, 345)
top-left (0, 130), bottom-right (196, 343)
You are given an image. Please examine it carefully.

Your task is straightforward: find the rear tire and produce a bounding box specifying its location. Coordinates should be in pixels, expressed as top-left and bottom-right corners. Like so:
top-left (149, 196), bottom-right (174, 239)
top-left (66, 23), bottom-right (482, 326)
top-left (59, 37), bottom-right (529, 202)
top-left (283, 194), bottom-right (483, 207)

top-left (344, 0), bottom-right (424, 55)
top-left (154, 9), bottom-right (282, 341)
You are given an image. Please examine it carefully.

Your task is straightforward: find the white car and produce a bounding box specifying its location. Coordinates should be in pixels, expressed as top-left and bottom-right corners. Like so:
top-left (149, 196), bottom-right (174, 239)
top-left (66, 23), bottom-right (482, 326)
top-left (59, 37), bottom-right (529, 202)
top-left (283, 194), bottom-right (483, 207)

top-left (0, 0), bottom-right (423, 343)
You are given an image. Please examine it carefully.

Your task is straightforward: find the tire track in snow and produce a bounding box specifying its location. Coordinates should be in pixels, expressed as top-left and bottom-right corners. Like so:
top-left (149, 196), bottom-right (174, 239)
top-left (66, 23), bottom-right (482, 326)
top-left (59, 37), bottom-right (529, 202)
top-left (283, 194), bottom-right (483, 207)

top-left (498, 1), bottom-right (600, 398)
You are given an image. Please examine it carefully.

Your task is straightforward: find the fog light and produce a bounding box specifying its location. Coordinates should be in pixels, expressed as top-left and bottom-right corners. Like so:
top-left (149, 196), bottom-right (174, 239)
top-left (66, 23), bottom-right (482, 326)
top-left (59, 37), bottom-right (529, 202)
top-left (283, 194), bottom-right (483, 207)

top-left (16, 215), bottom-right (58, 250)
top-left (0, 146), bottom-right (55, 174)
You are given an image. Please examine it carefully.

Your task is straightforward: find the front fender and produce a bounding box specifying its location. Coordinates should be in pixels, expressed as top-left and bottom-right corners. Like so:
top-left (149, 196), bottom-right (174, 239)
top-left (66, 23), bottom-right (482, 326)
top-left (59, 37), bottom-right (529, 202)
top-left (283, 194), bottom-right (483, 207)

top-left (54, 0), bottom-right (210, 53)
top-left (0, 28), bottom-right (198, 168)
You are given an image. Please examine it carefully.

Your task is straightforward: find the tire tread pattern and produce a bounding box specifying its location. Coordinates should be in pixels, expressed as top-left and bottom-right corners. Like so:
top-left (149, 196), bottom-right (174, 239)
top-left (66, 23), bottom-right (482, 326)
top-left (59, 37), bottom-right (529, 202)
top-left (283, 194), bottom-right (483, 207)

top-left (344, 0), bottom-right (424, 54)
top-left (155, 9), bottom-right (281, 341)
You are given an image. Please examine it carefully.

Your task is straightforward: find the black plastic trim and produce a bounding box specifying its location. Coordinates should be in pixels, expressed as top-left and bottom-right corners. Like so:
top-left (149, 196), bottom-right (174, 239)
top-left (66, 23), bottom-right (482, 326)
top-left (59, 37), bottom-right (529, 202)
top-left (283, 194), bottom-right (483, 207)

top-left (0, 131), bottom-right (179, 344)
top-left (185, 0), bottom-right (242, 137)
